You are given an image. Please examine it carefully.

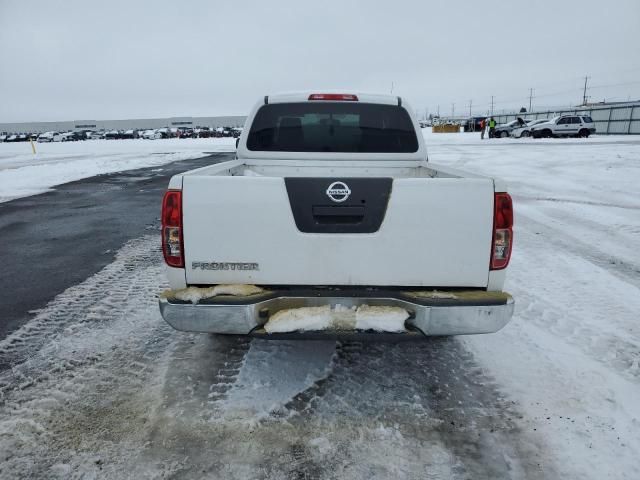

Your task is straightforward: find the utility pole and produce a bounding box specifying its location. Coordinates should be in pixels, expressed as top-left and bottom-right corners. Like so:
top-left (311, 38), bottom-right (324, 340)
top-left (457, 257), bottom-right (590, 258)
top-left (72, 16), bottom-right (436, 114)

top-left (529, 88), bottom-right (534, 112)
top-left (582, 75), bottom-right (590, 105)
top-left (490, 96), bottom-right (494, 116)
top-left (469, 99), bottom-right (472, 117)
top-left (451, 103), bottom-right (455, 117)
top-left (437, 105), bottom-right (440, 117)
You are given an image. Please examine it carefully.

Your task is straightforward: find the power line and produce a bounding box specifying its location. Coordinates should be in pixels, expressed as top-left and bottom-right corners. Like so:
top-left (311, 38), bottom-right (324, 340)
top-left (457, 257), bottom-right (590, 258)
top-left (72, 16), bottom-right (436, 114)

top-left (532, 87), bottom-right (583, 99)
top-left (435, 75), bottom-right (640, 118)
top-left (589, 79), bottom-right (640, 89)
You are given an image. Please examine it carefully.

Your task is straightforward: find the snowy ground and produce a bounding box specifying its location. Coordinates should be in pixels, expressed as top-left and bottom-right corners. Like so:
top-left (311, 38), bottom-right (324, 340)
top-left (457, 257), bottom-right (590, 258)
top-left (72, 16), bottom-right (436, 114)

top-left (426, 131), bottom-right (640, 479)
top-left (0, 138), bottom-right (236, 202)
top-left (0, 132), bottom-right (639, 479)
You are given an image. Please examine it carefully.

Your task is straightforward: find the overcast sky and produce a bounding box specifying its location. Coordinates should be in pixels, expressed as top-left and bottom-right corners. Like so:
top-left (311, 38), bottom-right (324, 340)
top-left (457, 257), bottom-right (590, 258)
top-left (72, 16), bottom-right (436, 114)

top-left (1, 0), bottom-right (639, 122)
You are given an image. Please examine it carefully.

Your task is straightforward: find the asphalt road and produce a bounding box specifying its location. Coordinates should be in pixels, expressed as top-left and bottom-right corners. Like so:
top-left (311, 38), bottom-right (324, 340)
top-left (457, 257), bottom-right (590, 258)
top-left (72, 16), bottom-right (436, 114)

top-left (0, 153), bottom-right (233, 339)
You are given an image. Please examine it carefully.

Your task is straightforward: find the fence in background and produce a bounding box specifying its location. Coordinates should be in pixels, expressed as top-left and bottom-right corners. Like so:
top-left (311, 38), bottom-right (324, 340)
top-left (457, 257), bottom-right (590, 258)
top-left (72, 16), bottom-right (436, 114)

top-left (490, 103), bottom-right (640, 135)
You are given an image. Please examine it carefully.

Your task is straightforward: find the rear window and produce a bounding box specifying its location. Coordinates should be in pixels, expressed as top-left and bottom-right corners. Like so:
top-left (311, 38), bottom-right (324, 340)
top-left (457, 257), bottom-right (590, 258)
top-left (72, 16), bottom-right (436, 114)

top-left (246, 102), bottom-right (419, 153)
top-left (582, 116), bottom-right (594, 123)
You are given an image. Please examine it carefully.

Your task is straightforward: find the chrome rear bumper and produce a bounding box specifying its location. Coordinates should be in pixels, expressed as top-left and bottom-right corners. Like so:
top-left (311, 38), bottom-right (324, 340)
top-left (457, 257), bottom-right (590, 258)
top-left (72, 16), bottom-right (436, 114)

top-left (159, 288), bottom-right (514, 337)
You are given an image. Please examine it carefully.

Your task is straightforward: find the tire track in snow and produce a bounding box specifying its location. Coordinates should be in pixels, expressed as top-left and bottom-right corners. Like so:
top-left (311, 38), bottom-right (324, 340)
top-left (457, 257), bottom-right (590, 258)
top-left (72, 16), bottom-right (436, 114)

top-left (516, 210), bottom-right (640, 291)
top-left (140, 338), bottom-right (555, 479)
top-left (517, 195), bottom-right (640, 211)
top-left (278, 340), bottom-right (554, 480)
top-left (0, 235), bottom-right (184, 479)
top-left (509, 217), bottom-right (640, 382)
top-left (0, 235), bottom-right (162, 373)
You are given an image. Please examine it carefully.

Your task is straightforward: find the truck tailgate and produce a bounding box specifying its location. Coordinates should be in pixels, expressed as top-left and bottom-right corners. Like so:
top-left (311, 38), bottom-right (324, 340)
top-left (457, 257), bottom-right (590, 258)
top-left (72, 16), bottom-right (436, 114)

top-left (182, 176), bottom-right (494, 287)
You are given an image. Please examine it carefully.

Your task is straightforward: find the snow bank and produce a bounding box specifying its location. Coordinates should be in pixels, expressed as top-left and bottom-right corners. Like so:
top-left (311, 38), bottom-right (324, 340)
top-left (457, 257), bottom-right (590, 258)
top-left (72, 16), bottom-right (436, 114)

top-left (0, 137), bottom-right (235, 203)
top-left (264, 304), bottom-right (408, 333)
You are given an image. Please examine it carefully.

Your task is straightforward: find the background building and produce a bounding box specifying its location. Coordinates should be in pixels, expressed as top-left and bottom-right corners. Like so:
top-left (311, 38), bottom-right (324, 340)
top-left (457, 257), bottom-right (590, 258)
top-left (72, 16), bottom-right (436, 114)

top-left (0, 115), bottom-right (247, 134)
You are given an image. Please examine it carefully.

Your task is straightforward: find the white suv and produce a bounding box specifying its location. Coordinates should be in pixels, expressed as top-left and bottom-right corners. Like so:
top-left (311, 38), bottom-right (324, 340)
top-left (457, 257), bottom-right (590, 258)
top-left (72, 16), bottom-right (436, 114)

top-left (531, 115), bottom-right (596, 138)
top-left (37, 132), bottom-right (52, 142)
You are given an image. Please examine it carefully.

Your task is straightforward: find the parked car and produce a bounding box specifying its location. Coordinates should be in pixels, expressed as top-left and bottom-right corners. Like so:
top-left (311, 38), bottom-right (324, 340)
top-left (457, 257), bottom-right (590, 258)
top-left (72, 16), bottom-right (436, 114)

top-left (0, 134), bottom-right (7, 142)
top-left (74, 130), bottom-right (92, 140)
top-left (121, 129), bottom-right (137, 139)
top-left (195, 127), bottom-right (212, 138)
top-left (493, 118), bottom-right (527, 138)
top-left (511, 119), bottom-right (549, 138)
top-left (177, 127), bottom-right (195, 138)
top-left (88, 131), bottom-right (105, 140)
top-left (142, 129), bottom-right (161, 140)
top-left (104, 130), bottom-right (122, 140)
top-left (61, 132), bottom-right (85, 141)
top-left (3, 133), bottom-right (29, 142)
top-left (72, 131), bottom-right (88, 141)
top-left (531, 115), bottom-right (596, 138)
top-left (158, 91), bottom-right (515, 339)
top-left (154, 127), bottom-right (170, 139)
top-left (38, 131), bottom-right (65, 142)
top-left (37, 132), bottom-right (55, 142)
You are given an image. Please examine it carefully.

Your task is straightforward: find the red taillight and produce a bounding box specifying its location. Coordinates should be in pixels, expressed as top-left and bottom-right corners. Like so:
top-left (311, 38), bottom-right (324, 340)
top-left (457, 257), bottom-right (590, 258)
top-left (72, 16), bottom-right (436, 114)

top-left (161, 190), bottom-right (184, 268)
top-left (308, 93), bottom-right (358, 101)
top-left (491, 192), bottom-right (513, 270)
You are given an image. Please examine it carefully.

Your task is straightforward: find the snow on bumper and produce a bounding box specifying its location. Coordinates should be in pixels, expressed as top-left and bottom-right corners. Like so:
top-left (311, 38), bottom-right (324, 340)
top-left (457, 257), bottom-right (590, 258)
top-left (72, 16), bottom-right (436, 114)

top-left (158, 288), bottom-right (514, 337)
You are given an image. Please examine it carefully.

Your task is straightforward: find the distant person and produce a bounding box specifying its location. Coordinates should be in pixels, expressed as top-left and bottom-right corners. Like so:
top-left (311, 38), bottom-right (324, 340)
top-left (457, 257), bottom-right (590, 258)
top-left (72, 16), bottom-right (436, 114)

top-left (489, 117), bottom-right (496, 138)
top-left (480, 118), bottom-right (486, 139)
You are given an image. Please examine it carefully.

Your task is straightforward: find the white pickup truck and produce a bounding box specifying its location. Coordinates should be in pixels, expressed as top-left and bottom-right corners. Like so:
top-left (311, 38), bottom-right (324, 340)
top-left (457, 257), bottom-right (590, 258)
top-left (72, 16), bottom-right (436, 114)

top-left (159, 92), bottom-right (514, 338)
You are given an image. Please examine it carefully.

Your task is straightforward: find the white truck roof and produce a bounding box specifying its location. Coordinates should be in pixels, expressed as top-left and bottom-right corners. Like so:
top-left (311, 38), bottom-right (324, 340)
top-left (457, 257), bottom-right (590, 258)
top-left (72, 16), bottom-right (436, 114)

top-left (267, 91), bottom-right (401, 105)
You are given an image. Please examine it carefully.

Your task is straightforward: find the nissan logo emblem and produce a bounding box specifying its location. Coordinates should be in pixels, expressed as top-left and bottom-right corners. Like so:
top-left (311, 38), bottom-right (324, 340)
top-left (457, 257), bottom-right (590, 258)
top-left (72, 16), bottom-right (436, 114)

top-left (326, 181), bottom-right (351, 203)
